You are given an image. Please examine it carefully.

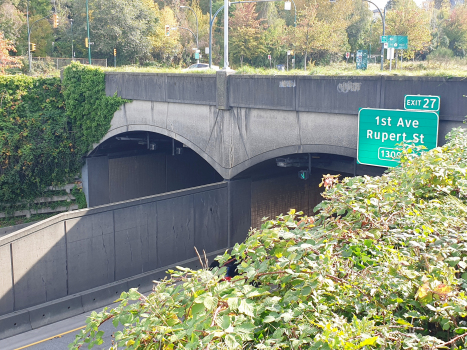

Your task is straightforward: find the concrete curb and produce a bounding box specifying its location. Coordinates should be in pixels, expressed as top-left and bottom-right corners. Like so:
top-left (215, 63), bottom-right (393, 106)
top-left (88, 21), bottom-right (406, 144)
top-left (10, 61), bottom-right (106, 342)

top-left (0, 248), bottom-right (227, 340)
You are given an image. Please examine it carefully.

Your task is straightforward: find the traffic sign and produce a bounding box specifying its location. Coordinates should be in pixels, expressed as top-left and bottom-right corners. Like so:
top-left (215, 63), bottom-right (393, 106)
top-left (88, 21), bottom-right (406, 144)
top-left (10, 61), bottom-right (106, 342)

top-left (346, 52), bottom-right (350, 59)
top-left (356, 50), bottom-right (368, 70)
top-left (380, 35), bottom-right (387, 43)
top-left (357, 108), bottom-right (439, 167)
top-left (404, 95), bottom-right (440, 112)
top-left (268, 54), bottom-right (271, 60)
top-left (386, 35), bottom-right (408, 49)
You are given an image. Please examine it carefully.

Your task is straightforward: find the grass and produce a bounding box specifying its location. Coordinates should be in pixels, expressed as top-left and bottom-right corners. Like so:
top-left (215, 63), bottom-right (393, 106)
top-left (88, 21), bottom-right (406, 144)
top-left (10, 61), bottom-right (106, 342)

top-left (99, 59), bottom-right (467, 78)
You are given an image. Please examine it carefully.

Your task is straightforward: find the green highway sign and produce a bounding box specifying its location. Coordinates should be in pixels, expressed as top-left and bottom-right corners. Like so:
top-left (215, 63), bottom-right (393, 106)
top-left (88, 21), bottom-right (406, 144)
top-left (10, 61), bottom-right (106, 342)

top-left (386, 35), bottom-right (408, 49)
top-left (357, 108), bottom-right (439, 167)
top-left (404, 95), bottom-right (440, 112)
top-left (356, 50), bottom-right (368, 70)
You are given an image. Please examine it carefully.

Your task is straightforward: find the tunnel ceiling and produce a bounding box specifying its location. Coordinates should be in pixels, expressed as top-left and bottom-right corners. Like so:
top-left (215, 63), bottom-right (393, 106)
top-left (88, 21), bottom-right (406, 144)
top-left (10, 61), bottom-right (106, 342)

top-left (233, 153), bottom-right (362, 181)
top-left (88, 131), bottom-right (183, 158)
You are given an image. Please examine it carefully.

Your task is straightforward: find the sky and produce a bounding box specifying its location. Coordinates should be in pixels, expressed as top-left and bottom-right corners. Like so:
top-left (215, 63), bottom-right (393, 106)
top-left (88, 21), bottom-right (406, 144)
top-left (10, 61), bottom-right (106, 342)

top-left (368, 0), bottom-right (425, 9)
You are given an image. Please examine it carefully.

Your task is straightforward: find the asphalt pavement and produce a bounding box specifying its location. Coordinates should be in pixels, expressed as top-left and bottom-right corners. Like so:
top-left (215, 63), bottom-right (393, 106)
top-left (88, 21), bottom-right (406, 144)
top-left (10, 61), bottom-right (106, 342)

top-left (0, 302), bottom-right (124, 350)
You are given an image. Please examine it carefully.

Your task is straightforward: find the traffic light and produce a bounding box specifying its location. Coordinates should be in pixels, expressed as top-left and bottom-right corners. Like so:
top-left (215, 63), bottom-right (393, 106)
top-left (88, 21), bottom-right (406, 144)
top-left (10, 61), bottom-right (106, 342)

top-left (298, 170), bottom-right (309, 180)
top-left (53, 13), bottom-right (59, 28)
top-left (113, 48), bottom-right (116, 56)
top-left (165, 25), bottom-right (170, 36)
top-left (30, 43), bottom-right (36, 52)
top-left (85, 37), bottom-right (88, 48)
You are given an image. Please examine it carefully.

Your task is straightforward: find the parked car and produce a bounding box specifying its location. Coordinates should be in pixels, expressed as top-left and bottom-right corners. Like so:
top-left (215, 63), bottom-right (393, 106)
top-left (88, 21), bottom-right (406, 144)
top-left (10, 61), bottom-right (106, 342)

top-left (184, 63), bottom-right (220, 71)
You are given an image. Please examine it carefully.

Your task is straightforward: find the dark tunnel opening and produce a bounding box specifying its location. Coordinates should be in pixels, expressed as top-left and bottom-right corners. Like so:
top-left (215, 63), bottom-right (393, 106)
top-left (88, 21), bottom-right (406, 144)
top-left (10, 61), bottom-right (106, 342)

top-left (233, 153), bottom-right (381, 229)
top-left (84, 131), bottom-right (223, 207)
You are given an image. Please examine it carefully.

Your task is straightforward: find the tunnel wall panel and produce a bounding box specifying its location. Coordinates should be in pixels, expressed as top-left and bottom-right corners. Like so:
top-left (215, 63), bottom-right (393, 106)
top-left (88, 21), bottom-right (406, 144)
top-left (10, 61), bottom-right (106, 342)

top-left (0, 182), bottom-right (230, 325)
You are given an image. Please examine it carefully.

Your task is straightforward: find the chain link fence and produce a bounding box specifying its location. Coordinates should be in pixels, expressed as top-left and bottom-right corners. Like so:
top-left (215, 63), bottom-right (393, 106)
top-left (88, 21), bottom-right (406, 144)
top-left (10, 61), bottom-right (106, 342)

top-left (32, 57), bottom-right (108, 69)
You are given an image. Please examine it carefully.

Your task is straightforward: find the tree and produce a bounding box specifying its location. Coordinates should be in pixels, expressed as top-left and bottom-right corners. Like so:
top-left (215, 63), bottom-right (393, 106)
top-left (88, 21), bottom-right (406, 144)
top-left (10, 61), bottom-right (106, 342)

top-left (0, 1), bottom-right (24, 45)
top-left (0, 31), bottom-right (21, 73)
top-left (149, 5), bottom-right (182, 65)
top-left (346, 1), bottom-right (372, 53)
top-left (385, 0), bottom-right (431, 59)
top-left (291, 3), bottom-right (349, 69)
top-left (71, 0), bottom-right (158, 63)
top-left (444, 5), bottom-right (467, 56)
top-left (229, 3), bottom-right (266, 67)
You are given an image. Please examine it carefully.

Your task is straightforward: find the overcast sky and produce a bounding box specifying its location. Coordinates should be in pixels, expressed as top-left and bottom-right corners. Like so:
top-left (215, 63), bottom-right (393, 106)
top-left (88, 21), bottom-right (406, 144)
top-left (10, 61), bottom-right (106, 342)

top-left (367, 0), bottom-right (425, 9)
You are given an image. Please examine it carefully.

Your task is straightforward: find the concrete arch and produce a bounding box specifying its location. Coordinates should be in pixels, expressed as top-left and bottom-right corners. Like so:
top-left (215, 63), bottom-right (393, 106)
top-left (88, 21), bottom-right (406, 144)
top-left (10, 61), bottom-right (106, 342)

top-left (94, 100), bottom-right (364, 179)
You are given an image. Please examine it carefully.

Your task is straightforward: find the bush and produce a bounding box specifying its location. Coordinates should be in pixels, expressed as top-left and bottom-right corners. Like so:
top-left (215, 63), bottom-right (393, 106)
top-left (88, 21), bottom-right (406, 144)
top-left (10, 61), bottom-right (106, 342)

top-left (70, 126), bottom-right (467, 350)
top-left (427, 48), bottom-right (455, 61)
top-left (0, 63), bottom-right (126, 207)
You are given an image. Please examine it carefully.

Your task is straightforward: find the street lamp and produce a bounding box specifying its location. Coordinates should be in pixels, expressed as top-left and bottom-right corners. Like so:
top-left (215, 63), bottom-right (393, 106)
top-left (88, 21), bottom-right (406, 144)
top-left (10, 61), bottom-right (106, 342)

top-left (27, 5), bottom-right (54, 72)
top-left (70, 18), bottom-right (74, 61)
top-left (208, 0), bottom-right (295, 69)
top-left (284, 0), bottom-right (296, 68)
top-left (362, 0), bottom-right (385, 70)
top-left (180, 5), bottom-right (199, 64)
top-left (86, 0), bottom-right (91, 64)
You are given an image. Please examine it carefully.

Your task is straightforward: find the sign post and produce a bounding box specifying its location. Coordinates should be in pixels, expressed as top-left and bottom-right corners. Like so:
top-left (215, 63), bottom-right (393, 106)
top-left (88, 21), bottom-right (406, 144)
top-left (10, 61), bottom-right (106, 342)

top-left (357, 108), bottom-right (439, 167)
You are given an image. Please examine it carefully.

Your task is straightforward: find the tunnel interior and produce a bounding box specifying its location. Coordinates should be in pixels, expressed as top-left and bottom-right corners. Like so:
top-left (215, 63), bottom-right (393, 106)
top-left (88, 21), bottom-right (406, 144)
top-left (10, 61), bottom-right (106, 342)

top-left (85, 131), bottom-right (381, 234)
top-left (84, 131), bottom-right (223, 207)
top-left (234, 154), bottom-right (358, 229)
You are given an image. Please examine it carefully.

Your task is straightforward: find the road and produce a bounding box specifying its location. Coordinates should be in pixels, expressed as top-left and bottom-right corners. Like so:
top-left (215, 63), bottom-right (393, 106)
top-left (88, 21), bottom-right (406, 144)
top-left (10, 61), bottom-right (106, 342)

top-left (0, 303), bottom-right (124, 350)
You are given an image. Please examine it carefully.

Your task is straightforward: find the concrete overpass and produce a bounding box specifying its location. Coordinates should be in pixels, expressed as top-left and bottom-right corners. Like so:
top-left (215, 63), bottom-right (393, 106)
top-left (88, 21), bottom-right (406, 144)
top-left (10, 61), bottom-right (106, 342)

top-left (81, 72), bottom-right (465, 207)
top-left (0, 72), bottom-right (465, 339)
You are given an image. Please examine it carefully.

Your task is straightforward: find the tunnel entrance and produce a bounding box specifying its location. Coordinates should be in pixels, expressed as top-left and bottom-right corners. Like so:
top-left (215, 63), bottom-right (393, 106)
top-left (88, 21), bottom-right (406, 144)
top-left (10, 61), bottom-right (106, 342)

top-left (234, 154), bottom-right (357, 230)
top-left (84, 131), bottom-right (223, 207)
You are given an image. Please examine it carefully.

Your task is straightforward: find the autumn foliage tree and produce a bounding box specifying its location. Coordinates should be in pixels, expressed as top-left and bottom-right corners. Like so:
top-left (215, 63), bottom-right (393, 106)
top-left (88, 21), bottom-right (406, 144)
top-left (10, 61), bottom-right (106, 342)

top-left (444, 5), bottom-right (467, 56)
top-left (385, 0), bottom-right (431, 59)
top-left (0, 32), bottom-right (21, 74)
top-left (291, 2), bottom-right (350, 69)
top-left (229, 3), bottom-right (267, 67)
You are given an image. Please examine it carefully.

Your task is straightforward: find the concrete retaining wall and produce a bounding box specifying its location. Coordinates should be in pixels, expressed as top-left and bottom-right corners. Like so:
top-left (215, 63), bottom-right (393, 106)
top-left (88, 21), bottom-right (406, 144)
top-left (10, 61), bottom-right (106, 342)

top-left (106, 73), bottom-right (467, 121)
top-left (0, 181), bottom-right (251, 339)
top-left (105, 73), bottom-right (217, 106)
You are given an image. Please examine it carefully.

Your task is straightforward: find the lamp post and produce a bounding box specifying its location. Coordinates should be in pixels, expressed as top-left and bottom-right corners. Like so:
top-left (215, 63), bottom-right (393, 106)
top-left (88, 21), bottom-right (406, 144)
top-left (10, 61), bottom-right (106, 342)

top-left (284, 0), bottom-right (296, 68)
top-left (71, 18), bottom-right (74, 61)
top-left (180, 5), bottom-right (199, 64)
top-left (27, 0), bottom-right (30, 71)
top-left (362, 0), bottom-right (385, 70)
top-left (27, 13), bottom-right (54, 73)
top-left (86, 0), bottom-right (91, 64)
top-left (209, 0), bottom-right (295, 69)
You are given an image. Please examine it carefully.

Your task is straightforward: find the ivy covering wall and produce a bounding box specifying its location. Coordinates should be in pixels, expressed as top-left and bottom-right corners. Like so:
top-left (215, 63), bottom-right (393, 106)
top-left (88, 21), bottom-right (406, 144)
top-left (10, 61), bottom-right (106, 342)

top-left (0, 63), bottom-right (126, 209)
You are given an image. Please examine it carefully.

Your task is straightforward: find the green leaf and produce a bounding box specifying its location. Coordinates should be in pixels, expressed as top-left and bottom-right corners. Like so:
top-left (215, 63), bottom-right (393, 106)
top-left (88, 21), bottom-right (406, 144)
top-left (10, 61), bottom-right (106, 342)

top-left (191, 303), bottom-right (205, 317)
top-left (239, 299), bottom-right (255, 317)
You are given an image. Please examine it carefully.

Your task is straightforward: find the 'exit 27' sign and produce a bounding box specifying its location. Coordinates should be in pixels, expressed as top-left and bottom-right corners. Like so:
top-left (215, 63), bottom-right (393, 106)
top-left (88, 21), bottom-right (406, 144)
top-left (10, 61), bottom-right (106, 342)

top-left (404, 95), bottom-right (440, 112)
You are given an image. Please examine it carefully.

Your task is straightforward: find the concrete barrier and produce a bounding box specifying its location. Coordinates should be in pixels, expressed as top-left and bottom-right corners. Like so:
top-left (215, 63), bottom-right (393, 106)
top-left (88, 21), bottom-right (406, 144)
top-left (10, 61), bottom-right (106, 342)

top-left (0, 182), bottom-right (246, 339)
top-left (105, 72), bottom-right (466, 122)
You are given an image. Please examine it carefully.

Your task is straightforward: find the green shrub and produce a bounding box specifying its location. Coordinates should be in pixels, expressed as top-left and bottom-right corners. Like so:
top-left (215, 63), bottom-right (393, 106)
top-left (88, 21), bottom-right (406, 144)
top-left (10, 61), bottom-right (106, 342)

top-left (427, 48), bottom-right (455, 61)
top-left (70, 127), bottom-right (467, 349)
top-left (0, 63), bottom-right (126, 207)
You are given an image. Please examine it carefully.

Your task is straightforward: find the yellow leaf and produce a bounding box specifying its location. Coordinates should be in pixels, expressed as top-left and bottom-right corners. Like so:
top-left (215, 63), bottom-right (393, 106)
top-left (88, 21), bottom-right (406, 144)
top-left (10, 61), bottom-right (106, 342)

top-left (358, 336), bottom-right (378, 348)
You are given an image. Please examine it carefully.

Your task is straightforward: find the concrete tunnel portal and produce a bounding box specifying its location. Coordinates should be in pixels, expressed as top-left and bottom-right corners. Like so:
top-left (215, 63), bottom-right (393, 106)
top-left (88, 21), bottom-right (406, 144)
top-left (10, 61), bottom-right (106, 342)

top-left (84, 130), bottom-right (368, 231)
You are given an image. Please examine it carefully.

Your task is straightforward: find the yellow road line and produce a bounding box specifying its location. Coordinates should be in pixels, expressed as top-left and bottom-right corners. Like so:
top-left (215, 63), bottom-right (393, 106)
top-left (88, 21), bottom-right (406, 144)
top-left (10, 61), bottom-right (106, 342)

top-left (14, 326), bottom-right (86, 350)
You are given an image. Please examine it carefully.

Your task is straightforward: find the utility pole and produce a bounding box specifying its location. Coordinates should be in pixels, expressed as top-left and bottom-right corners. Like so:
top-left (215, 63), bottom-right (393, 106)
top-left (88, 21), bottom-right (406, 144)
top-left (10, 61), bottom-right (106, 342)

top-left (224, 0), bottom-right (229, 69)
top-left (86, 0), bottom-right (92, 64)
top-left (180, 6), bottom-right (199, 64)
top-left (71, 18), bottom-right (74, 60)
